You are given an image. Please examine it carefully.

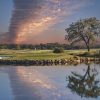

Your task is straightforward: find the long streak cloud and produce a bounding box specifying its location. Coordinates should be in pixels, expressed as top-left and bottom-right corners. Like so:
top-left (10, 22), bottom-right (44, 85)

top-left (7, 0), bottom-right (86, 44)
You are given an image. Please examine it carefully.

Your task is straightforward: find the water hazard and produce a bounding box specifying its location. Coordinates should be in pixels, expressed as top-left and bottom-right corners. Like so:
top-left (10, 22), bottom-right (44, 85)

top-left (0, 64), bottom-right (100, 100)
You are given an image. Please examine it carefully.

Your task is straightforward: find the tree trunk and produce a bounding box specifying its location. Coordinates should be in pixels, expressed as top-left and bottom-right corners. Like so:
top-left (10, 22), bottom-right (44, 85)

top-left (88, 47), bottom-right (90, 52)
top-left (87, 45), bottom-right (90, 52)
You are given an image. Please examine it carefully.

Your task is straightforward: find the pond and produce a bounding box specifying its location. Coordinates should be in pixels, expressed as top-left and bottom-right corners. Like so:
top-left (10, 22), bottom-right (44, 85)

top-left (0, 64), bottom-right (100, 100)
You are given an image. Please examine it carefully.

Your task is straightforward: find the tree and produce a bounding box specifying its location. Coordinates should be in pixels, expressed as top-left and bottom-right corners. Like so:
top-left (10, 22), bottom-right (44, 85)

top-left (65, 17), bottom-right (100, 52)
top-left (67, 64), bottom-right (100, 98)
top-left (53, 47), bottom-right (64, 53)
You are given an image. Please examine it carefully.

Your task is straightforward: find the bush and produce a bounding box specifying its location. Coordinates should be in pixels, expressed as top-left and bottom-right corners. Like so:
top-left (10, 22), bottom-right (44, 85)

top-left (53, 47), bottom-right (64, 53)
top-left (94, 50), bottom-right (100, 57)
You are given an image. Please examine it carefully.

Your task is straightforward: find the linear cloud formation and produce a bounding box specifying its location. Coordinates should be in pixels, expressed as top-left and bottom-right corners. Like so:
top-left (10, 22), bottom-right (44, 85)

top-left (8, 0), bottom-right (86, 44)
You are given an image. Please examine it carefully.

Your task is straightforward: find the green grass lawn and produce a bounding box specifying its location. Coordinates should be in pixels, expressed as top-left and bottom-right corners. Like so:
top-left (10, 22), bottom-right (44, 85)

top-left (0, 49), bottom-right (99, 60)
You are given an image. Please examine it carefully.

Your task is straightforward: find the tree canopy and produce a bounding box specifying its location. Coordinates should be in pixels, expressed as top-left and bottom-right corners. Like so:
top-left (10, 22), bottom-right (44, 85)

top-left (65, 17), bottom-right (100, 51)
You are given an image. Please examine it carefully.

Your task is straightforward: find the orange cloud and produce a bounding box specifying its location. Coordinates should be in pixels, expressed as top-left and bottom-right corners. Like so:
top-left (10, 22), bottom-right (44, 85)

top-left (8, 0), bottom-right (87, 44)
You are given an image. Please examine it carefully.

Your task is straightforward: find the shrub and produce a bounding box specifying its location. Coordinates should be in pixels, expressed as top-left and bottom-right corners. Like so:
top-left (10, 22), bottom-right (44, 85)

top-left (53, 47), bottom-right (64, 53)
top-left (95, 50), bottom-right (100, 57)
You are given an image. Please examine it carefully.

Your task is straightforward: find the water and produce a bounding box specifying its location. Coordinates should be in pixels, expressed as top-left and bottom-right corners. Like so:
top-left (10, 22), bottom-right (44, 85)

top-left (0, 64), bottom-right (100, 100)
top-left (0, 73), bottom-right (13, 100)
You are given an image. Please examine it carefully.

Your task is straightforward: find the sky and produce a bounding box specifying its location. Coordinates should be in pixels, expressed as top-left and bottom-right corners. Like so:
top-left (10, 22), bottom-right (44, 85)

top-left (0, 0), bottom-right (100, 44)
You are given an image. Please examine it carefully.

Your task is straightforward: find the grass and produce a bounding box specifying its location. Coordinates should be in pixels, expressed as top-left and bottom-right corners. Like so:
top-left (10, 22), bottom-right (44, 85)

top-left (0, 49), bottom-right (72, 60)
top-left (68, 49), bottom-right (100, 58)
top-left (0, 49), bottom-right (99, 60)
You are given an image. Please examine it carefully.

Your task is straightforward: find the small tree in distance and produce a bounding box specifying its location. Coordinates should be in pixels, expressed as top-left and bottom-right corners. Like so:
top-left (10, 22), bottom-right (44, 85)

top-left (65, 17), bottom-right (100, 52)
top-left (53, 47), bottom-right (64, 53)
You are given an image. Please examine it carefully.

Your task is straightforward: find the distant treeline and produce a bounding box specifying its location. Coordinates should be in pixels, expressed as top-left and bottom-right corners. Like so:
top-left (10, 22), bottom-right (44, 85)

top-left (0, 43), bottom-right (99, 50)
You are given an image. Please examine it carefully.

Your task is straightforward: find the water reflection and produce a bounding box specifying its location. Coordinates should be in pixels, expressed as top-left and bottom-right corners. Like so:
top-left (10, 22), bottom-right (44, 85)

top-left (0, 73), bottom-right (13, 100)
top-left (0, 64), bottom-right (100, 100)
top-left (67, 64), bottom-right (100, 98)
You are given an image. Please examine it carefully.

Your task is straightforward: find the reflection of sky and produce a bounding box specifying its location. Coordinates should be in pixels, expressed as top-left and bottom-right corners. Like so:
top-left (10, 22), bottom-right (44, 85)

top-left (0, 73), bottom-right (13, 100)
top-left (0, 64), bottom-right (100, 100)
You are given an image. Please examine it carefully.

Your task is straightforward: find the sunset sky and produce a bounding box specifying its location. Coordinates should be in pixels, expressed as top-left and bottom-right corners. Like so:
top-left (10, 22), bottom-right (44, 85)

top-left (0, 0), bottom-right (100, 44)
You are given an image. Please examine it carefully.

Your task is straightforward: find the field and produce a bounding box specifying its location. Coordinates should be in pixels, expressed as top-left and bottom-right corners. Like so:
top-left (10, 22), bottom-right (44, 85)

top-left (0, 49), bottom-right (99, 60)
top-left (0, 49), bottom-right (72, 60)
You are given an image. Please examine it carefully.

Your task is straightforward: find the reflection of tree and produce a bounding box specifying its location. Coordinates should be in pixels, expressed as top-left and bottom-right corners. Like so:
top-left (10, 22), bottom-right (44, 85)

top-left (67, 64), bottom-right (100, 98)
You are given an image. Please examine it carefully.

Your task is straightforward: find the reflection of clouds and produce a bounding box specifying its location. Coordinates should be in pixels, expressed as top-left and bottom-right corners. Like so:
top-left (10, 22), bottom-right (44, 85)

top-left (16, 66), bottom-right (71, 100)
top-left (2, 64), bottom-right (100, 100)
top-left (33, 79), bottom-right (52, 89)
top-left (16, 66), bottom-right (64, 100)
top-left (16, 67), bottom-right (55, 89)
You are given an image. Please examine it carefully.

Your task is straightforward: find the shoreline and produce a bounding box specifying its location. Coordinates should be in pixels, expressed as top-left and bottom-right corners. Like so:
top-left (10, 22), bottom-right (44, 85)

top-left (0, 58), bottom-right (99, 66)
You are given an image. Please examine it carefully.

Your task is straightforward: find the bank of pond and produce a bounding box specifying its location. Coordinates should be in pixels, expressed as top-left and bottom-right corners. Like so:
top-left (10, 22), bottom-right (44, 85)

top-left (0, 57), bottom-right (100, 66)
